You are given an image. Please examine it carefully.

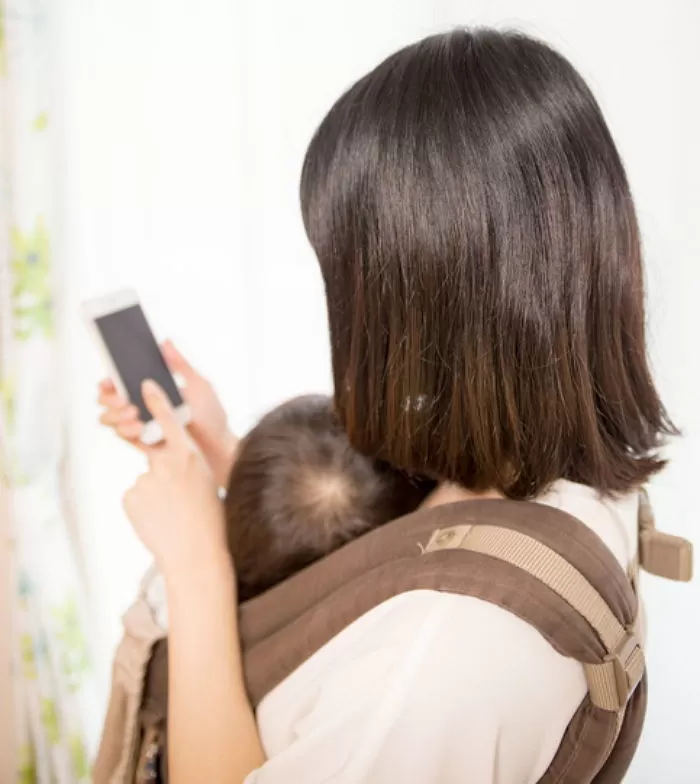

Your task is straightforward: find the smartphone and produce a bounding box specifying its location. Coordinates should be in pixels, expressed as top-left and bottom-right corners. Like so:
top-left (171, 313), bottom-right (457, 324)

top-left (82, 288), bottom-right (191, 445)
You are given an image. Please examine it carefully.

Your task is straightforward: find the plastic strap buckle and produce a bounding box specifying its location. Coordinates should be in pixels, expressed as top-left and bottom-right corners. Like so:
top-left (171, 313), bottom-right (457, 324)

top-left (585, 628), bottom-right (645, 712)
top-left (609, 630), bottom-right (645, 709)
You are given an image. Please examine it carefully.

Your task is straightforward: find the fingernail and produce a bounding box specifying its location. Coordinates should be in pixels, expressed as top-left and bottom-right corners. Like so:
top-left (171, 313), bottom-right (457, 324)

top-left (142, 379), bottom-right (162, 398)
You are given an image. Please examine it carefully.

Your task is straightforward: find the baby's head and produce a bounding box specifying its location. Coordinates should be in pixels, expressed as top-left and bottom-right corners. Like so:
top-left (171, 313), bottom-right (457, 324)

top-left (225, 395), bottom-right (434, 601)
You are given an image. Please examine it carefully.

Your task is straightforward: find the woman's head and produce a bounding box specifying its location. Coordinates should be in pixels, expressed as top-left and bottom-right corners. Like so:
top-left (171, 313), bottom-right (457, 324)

top-left (301, 28), bottom-right (676, 499)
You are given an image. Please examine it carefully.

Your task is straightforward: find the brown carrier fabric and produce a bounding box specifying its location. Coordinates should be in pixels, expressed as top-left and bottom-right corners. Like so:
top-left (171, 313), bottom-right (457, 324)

top-left (131, 495), bottom-right (692, 783)
top-left (93, 600), bottom-right (165, 784)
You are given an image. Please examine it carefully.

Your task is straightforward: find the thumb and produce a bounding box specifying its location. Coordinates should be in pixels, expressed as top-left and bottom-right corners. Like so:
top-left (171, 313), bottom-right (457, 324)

top-left (161, 340), bottom-right (199, 382)
top-left (142, 380), bottom-right (188, 449)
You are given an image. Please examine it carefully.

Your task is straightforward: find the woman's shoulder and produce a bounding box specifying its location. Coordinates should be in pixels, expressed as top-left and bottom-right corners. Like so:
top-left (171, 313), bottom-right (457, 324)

top-left (247, 487), bottom-right (638, 783)
top-left (537, 479), bottom-right (640, 570)
top-left (252, 590), bottom-right (586, 784)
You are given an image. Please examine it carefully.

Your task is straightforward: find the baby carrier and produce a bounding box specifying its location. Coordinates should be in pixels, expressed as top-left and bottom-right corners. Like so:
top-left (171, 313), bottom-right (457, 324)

top-left (94, 490), bottom-right (692, 783)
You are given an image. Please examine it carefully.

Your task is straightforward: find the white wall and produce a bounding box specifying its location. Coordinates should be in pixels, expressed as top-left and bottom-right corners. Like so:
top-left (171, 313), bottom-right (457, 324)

top-left (57, 1), bottom-right (699, 779)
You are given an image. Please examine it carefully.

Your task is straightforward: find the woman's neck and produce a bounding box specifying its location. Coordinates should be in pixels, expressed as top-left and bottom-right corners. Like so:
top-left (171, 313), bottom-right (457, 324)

top-left (421, 482), bottom-right (503, 509)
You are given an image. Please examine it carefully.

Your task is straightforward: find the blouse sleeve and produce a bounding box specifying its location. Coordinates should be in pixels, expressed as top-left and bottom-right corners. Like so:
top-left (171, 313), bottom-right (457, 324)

top-left (244, 590), bottom-right (588, 784)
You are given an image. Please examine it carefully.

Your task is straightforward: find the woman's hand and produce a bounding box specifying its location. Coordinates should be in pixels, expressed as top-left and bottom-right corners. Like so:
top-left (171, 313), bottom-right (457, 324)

top-left (98, 341), bottom-right (237, 486)
top-left (123, 381), bottom-right (265, 783)
top-left (122, 380), bottom-right (230, 578)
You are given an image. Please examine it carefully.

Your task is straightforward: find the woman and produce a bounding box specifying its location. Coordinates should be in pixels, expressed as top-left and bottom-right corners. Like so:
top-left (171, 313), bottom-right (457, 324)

top-left (99, 29), bottom-right (674, 783)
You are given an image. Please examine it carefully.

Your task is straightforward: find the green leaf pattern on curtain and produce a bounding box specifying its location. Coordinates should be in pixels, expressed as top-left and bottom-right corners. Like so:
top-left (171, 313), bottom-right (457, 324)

top-left (51, 599), bottom-right (91, 694)
top-left (10, 218), bottom-right (54, 341)
top-left (17, 745), bottom-right (38, 784)
top-left (0, 1), bottom-right (100, 781)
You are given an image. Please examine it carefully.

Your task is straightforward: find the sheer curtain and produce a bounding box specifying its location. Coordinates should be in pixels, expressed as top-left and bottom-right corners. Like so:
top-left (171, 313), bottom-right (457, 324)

top-left (0, 1), bottom-right (98, 781)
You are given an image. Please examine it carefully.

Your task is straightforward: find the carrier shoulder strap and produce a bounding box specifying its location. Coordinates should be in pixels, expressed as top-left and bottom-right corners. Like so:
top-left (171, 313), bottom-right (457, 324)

top-left (142, 493), bottom-right (692, 784)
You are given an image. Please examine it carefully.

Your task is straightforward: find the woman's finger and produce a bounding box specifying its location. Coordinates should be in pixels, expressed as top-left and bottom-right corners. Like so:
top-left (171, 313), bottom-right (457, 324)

top-left (161, 340), bottom-right (198, 383)
top-left (99, 378), bottom-right (116, 393)
top-left (99, 405), bottom-right (141, 427)
top-left (97, 389), bottom-right (129, 409)
top-left (116, 421), bottom-right (145, 442)
top-left (142, 380), bottom-right (190, 453)
top-left (97, 379), bottom-right (122, 400)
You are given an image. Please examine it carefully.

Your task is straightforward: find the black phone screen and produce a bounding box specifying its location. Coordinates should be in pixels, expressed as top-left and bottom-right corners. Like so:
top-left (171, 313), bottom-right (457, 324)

top-left (95, 304), bottom-right (183, 422)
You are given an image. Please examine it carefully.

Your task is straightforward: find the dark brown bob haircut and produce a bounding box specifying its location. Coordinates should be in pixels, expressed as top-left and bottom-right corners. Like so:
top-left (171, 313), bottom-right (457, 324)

top-left (300, 28), bottom-right (676, 499)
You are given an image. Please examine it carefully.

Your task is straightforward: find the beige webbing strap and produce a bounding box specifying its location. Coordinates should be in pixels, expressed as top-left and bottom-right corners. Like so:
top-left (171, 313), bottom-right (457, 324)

top-left (638, 489), bottom-right (693, 582)
top-left (424, 524), bottom-right (644, 712)
top-left (627, 556), bottom-right (639, 596)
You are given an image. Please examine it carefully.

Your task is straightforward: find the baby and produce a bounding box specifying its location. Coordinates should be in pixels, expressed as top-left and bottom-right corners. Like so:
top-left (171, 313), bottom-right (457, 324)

top-left (94, 395), bottom-right (432, 784)
top-left (226, 394), bottom-right (434, 601)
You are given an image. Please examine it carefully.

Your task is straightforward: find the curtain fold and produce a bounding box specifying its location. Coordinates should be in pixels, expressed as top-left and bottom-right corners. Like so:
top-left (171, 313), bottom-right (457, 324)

top-left (0, 1), bottom-right (99, 781)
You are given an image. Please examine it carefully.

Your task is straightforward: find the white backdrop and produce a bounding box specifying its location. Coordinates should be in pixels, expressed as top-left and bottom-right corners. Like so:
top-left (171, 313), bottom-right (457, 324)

top-left (55, 1), bottom-right (699, 780)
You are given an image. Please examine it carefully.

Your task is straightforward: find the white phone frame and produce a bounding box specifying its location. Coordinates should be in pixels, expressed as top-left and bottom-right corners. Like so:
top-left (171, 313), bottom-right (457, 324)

top-left (82, 287), bottom-right (191, 445)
